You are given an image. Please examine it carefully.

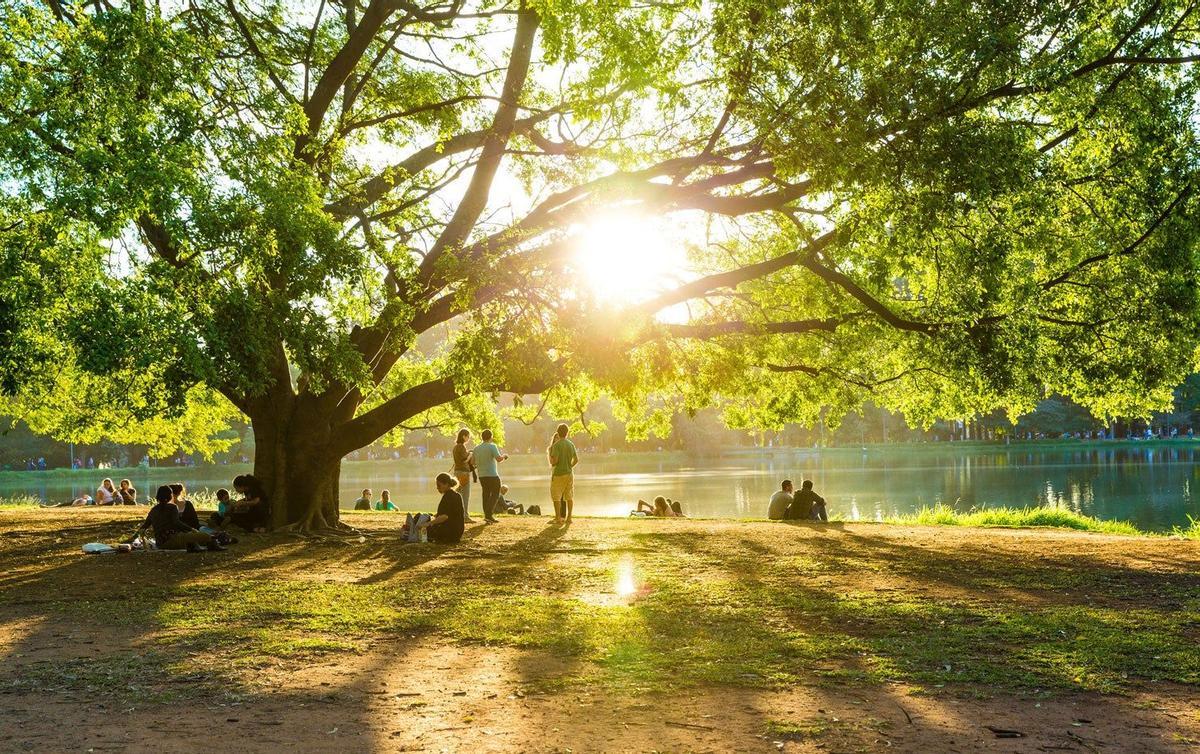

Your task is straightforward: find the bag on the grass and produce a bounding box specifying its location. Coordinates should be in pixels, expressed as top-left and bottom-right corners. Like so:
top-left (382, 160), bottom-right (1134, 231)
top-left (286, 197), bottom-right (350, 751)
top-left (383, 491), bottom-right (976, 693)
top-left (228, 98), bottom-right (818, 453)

top-left (526, 505), bottom-right (541, 516)
top-left (82, 542), bottom-right (117, 554)
top-left (406, 513), bottom-right (431, 542)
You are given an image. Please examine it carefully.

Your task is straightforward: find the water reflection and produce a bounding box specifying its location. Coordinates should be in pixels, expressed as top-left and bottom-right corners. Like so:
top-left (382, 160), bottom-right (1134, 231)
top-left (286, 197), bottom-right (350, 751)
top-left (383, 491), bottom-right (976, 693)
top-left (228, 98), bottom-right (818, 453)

top-left (4, 444), bottom-right (1200, 531)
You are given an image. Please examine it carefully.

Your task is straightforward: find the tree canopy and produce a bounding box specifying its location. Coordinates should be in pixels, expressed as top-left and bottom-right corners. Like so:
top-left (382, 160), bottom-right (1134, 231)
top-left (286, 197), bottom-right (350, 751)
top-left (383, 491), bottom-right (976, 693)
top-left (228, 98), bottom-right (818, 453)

top-left (2, 0), bottom-right (1199, 526)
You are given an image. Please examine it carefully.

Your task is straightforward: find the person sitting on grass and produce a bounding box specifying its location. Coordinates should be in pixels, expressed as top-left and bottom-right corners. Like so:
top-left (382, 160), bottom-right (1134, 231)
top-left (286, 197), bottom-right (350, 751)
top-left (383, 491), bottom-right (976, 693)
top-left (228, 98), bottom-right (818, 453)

top-left (228, 474), bottom-right (270, 532)
top-left (353, 488), bottom-right (373, 511)
top-left (207, 488), bottom-right (232, 528)
top-left (400, 473), bottom-right (465, 544)
top-left (169, 483), bottom-right (202, 529)
top-left (786, 480), bottom-right (827, 521)
top-left (494, 484), bottom-right (524, 515)
top-left (375, 490), bottom-right (398, 511)
top-left (768, 480), bottom-right (793, 520)
top-left (95, 478), bottom-right (118, 506)
top-left (117, 479), bottom-right (138, 505)
top-left (135, 485), bottom-right (224, 552)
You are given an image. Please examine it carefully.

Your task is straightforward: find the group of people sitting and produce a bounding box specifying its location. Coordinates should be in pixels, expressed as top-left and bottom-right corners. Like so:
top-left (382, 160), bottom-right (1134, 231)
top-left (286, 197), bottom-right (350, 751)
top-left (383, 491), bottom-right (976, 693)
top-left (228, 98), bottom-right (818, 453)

top-left (130, 474), bottom-right (271, 552)
top-left (768, 479), bottom-right (829, 521)
top-left (43, 478), bottom-right (140, 507)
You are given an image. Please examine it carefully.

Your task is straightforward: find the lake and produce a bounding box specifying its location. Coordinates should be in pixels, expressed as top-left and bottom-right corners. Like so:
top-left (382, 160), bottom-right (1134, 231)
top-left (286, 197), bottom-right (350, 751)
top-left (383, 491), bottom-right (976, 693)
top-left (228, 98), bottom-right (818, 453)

top-left (4, 444), bottom-right (1199, 531)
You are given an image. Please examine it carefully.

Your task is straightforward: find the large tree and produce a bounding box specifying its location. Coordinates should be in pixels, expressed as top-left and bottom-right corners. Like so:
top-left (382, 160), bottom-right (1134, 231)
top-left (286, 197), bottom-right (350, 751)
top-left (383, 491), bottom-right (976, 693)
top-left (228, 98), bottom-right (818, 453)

top-left (2, 0), bottom-right (1199, 529)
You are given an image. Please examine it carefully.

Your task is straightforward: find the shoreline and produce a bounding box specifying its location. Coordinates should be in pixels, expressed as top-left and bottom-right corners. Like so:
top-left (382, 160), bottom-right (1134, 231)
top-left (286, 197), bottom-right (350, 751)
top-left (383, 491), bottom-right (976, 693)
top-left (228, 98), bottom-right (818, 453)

top-left (5, 499), bottom-right (1199, 538)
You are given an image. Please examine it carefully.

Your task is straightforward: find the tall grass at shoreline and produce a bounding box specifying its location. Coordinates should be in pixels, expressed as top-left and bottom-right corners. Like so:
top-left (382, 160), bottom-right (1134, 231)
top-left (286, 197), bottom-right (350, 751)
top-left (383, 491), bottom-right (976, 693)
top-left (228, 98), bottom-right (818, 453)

top-left (885, 504), bottom-right (1152, 536)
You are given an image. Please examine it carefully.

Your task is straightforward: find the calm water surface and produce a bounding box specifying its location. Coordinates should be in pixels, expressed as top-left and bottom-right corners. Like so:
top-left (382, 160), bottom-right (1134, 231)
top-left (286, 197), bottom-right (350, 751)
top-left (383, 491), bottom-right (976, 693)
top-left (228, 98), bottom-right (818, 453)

top-left (5, 445), bottom-right (1199, 531)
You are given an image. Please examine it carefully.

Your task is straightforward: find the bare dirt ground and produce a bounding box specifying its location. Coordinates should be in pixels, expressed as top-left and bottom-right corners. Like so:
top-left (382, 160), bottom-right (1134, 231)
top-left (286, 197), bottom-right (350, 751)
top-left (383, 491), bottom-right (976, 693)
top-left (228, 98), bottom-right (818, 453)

top-left (1, 508), bottom-right (1198, 753)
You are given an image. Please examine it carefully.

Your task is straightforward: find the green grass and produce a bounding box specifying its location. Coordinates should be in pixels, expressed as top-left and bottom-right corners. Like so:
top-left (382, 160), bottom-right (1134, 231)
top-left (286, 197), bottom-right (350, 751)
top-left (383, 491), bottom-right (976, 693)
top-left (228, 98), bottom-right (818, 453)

top-left (1174, 516), bottom-right (1200, 541)
top-left (4, 514), bottom-right (1198, 707)
top-left (885, 504), bottom-right (1146, 536)
top-left (0, 494), bottom-right (42, 508)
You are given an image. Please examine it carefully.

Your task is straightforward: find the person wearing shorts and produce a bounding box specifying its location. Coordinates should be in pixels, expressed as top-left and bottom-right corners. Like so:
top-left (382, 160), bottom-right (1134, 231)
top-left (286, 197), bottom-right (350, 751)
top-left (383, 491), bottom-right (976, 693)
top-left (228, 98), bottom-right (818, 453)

top-left (547, 423), bottom-right (578, 523)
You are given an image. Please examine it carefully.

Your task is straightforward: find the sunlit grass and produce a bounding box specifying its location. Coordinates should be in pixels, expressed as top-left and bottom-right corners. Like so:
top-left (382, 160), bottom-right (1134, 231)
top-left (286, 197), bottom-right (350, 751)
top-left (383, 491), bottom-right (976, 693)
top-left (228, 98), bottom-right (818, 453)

top-left (5, 513), bottom-right (1198, 706)
top-left (1174, 515), bottom-right (1200, 541)
top-left (884, 504), bottom-right (1145, 536)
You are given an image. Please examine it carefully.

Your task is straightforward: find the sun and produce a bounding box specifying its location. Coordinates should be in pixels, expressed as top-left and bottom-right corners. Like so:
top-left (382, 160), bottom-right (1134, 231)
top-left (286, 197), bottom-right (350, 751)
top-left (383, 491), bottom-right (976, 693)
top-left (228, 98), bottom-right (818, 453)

top-left (571, 210), bottom-right (688, 304)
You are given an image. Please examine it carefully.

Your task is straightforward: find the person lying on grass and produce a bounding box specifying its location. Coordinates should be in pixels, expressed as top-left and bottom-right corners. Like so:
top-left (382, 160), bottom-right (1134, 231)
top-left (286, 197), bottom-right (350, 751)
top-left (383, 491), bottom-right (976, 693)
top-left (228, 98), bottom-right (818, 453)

top-left (633, 497), bottom-right (685, 517)
top-left (134, 485), bottom-right (225, 552)
top-left (399, 473), bottom-right (465, 544)
top-left (41, 494), bottom-right (91, 507)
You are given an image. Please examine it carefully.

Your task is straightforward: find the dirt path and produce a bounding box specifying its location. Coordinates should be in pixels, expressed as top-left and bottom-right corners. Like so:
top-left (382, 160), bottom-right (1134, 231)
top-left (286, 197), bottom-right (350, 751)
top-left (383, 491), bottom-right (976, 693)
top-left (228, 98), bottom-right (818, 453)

top-left (3, 640), bottom-right (1197, 753)
top-left (1, 508), bottom-right (1198, 752)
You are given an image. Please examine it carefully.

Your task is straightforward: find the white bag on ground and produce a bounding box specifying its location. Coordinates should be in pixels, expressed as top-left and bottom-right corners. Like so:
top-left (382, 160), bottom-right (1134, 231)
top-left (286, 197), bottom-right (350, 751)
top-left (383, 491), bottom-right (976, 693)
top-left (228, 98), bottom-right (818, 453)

top-left (405, 513), bottom-right (431, 543)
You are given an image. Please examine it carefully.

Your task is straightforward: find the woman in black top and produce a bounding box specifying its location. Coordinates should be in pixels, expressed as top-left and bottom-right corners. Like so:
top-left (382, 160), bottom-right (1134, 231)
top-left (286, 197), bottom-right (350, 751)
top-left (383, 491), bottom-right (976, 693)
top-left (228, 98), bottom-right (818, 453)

top-left (169, 483), bottom-right (201, 529)
top-left (423, 473), bottom-right (465, 544)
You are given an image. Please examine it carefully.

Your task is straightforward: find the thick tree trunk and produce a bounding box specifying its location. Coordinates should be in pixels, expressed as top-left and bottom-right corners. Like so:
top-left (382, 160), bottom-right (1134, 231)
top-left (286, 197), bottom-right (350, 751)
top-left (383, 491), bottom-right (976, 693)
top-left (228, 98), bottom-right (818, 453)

top-left (249, 397), bottom-right (344, 531)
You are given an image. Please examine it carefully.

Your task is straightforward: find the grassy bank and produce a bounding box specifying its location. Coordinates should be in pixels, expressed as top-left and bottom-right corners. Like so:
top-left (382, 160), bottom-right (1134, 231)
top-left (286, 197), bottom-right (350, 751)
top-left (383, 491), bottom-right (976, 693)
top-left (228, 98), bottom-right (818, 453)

top-left (1, 509), bottom-right (1198, 751)
top-left (2, 510), bottom-right (1199, 696)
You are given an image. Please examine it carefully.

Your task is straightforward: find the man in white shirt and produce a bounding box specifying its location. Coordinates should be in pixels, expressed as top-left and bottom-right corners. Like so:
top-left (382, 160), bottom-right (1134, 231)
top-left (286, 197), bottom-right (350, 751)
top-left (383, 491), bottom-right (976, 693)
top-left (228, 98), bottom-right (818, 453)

top-left (768, 480), bottom-right (794, 520)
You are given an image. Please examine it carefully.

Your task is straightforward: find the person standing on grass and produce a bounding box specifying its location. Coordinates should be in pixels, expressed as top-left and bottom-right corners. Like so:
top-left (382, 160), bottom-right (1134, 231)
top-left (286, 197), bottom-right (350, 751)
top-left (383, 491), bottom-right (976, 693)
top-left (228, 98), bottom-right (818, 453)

top-left (768, 479), bottom-right (794, 520)
top-left (548, 423), bottom-right (578, 523)
top-left (452, 429), bottom-right (477, 524)
top-left (473, 429), bottom-right (509, 524)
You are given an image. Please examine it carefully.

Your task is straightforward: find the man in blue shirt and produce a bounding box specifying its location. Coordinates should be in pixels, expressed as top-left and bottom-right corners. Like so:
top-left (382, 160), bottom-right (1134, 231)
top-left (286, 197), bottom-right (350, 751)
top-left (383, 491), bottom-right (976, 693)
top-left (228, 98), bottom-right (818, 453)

top-left (473, 429), bottom-right (509, 523)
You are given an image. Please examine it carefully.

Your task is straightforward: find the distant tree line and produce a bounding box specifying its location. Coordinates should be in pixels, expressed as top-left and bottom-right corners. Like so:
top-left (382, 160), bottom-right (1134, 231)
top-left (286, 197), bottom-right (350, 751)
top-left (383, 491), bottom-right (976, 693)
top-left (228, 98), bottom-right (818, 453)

top-left (13, 375), bottom-right (1200, 470)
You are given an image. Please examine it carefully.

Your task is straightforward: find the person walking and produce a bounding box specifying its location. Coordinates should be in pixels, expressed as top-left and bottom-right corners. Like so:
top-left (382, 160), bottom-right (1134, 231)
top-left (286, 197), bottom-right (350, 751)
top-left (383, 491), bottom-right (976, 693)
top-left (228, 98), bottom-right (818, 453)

top-left (473, 429), bottom-right (509, 524)
top-left (452, 429), bottom-right (477, 523)
top-left (548, 423), bottom-right (578, 523)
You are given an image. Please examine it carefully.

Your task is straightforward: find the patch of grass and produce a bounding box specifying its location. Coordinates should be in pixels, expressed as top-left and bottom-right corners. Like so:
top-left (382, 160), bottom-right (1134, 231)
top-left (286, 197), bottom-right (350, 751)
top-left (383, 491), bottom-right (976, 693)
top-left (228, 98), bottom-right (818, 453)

top-left (4, 515), bottom-right (1198, 707)
top-left (885, 504), bottom-right (1146, 536)
top-left (765, 718), bottom-right (831, 740)
top-left (1173, 516), bottom-right (1200, 541)
top-left (7, 651), bottom-right (219, 703)
top-left (0, 494), bottom-right (44, 508)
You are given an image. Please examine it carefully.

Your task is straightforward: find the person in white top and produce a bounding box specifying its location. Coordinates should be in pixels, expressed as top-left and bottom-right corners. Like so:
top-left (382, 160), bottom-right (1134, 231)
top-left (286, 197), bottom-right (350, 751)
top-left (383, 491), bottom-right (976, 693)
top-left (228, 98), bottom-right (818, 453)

top-left (768, 480), bottom-right (793, 520)
top-left (95, 478), bottom-right (117, 506)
